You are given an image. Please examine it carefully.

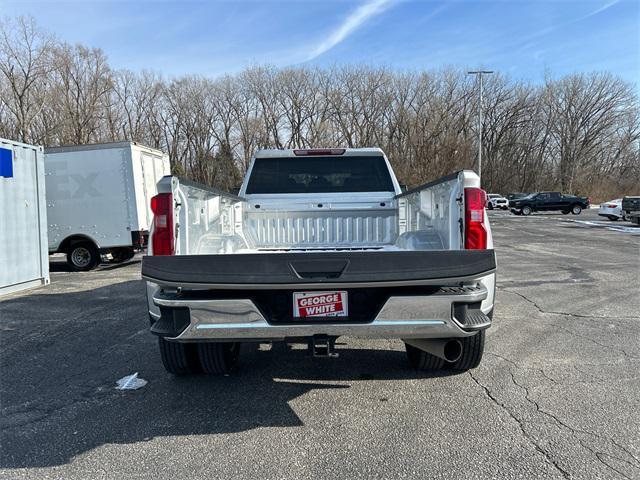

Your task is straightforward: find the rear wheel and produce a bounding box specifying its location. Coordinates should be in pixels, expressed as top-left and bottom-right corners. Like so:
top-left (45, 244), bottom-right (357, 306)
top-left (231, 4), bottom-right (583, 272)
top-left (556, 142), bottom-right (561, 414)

top-left (405, 343), bottom-right (444, 371)
top-left (571, 204), bottom-right (582, 215)
top-left (109, 247), bottom-right (135, 263)
top-left (488, 203), bottom-right (494, 210)
top-left (66, 242), bottom-right (100, 271)
top-left (521, 206), bottom-right (532, 216)
top-left (159, 337), bottom-right (201, 375)
top-left (198, 342), bottom-right (241, 375)
top-left (445, 331), bottom-right (485, 371)
top-left (561, 210), bottom-right (570, 215)
top-left (607, 215), bottom-right (619, 221)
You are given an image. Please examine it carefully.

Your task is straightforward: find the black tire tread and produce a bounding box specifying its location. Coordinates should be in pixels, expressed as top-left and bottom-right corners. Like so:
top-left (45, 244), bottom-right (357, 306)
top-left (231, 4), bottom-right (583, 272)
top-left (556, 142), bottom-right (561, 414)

top-left (159, 337), bottom-right (200, 375)
top-left (198, 343), bottom-right (240, 375)
top-left (449, 331), bottom-right (485, 371)
top-left (405, 343), bottom-right (444, 370)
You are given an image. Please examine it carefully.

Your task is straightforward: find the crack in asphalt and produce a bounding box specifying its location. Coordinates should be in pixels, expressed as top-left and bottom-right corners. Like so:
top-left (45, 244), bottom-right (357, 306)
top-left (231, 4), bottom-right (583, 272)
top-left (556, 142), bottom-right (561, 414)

top-left (583, 441), bottom-right (636, 480)
top-left (499, 288), bottom-right (638, 359)
top-left (467, 370), bottom-right (571, 479)
top-left (484, 353), bottom-right (640, 477)
top-left (500, 288), bottom-right (638, 321)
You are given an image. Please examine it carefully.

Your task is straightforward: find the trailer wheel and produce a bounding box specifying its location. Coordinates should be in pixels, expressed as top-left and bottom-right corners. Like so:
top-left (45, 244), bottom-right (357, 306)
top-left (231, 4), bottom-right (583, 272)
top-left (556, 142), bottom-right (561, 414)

top-left (159, 337), bottom-right (201, 375)
top-left (405, 343), bottom-right (444, 370)
top-left (198, 342), bottom-right (241, 375)
top-left (446, 331), bottom-right (485, 371)
top-left (66, 242), bottom-right (99, 271)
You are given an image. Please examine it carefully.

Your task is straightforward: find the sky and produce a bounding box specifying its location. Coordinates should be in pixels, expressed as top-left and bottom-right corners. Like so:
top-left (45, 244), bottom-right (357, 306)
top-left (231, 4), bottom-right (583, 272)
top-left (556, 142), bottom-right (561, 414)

top-left (1, 0), bottom-right (638, 85)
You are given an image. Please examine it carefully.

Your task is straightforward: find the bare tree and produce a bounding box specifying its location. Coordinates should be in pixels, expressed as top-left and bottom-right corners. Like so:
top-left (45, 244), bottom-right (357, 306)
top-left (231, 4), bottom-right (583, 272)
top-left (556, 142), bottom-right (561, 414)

top-left (0, 16), bottom-right (638, 199)
top-left (0, 16), bottom-right (54, 142)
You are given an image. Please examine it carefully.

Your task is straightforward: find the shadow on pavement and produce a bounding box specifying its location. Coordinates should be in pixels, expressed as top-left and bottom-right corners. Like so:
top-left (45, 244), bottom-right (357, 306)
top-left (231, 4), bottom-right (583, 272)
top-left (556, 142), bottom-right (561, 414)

top-left (49, 259), bottom-right (142, 273)
top-left (0, 280), bottom-right (451, 469)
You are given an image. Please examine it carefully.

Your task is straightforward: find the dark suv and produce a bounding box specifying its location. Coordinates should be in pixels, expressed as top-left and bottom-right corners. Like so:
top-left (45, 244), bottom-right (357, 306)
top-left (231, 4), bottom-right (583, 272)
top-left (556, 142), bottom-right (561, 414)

top-left (509, 192), bottom-right (590, 216)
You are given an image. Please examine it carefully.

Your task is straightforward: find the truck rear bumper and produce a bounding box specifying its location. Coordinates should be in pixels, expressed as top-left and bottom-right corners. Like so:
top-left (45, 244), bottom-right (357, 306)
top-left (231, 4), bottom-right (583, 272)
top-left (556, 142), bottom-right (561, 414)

top-left (151, 285), bottom-right (492, 342)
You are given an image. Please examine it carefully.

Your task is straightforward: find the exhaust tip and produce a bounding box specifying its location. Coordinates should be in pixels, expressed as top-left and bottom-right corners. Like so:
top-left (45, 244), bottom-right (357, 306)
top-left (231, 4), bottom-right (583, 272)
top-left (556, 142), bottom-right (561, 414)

top-left (443, 340), bottom-right (463, 363)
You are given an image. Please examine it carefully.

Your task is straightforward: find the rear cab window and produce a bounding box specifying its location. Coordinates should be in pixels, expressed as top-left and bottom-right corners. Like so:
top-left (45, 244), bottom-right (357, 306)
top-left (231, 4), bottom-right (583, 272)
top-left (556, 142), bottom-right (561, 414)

top-left (245, 156), bottom-right (395, 194)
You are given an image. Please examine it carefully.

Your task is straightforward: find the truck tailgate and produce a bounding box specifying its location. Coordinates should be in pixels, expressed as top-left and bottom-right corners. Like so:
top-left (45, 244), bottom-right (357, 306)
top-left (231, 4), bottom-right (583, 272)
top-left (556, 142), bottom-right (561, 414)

top-left (142, 250), bottom-right (496, 288)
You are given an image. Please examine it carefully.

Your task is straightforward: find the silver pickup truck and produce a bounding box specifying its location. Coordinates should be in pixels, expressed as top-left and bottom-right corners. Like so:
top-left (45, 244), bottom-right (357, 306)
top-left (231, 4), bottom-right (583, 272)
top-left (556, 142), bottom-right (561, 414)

top-left (142, 148), bottom-right (496, 374)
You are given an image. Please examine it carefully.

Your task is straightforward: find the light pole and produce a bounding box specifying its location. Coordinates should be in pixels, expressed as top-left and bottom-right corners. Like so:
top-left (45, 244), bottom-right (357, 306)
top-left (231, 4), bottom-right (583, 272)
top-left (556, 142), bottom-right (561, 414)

top-left (468, 70), bottom-right (493, 185)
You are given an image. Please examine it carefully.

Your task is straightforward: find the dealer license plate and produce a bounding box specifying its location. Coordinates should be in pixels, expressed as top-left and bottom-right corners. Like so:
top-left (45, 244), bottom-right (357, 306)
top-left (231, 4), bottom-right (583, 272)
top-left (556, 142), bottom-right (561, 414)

top-left (293, 291), bottom-right (348, 318)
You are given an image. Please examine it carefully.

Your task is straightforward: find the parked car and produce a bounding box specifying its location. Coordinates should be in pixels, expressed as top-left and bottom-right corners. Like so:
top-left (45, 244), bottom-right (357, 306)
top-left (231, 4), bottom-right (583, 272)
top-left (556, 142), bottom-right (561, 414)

top-left (45, 142), bottom-right (170, 271)
top-left (487, 193), bottom-right (509, 210)
top-left (622, 196), bottom-right (640, 225)
top-left (142, 148), bottom-right (496, 375)
top-left (598, 199), bottom-right (626, 221)
top-left (509, 191), bottom-right (589, 216)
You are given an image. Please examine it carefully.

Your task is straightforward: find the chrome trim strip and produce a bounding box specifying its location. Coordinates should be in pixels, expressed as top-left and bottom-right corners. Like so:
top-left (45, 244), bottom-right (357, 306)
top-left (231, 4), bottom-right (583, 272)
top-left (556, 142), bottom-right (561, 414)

top-left (172, 319), bottom-right (469, 341)
top-left (195, 319), bottom-right (446, 330)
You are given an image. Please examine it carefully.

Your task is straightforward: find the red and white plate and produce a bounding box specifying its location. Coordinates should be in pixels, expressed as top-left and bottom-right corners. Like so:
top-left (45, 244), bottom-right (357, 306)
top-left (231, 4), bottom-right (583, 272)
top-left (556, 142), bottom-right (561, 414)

top-left (293, 291), bottom-right (348, 318)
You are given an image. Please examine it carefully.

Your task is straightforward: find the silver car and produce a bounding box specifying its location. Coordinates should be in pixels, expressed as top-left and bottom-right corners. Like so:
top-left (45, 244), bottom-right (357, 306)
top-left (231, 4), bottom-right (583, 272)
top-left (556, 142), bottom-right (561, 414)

top-left (598, 198), bottom-right (625, 221)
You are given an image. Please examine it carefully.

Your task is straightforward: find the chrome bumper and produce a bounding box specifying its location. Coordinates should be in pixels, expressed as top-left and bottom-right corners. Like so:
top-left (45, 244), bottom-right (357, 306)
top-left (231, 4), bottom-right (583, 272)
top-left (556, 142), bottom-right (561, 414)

top-left (152, 286), bottom-right (491, 342)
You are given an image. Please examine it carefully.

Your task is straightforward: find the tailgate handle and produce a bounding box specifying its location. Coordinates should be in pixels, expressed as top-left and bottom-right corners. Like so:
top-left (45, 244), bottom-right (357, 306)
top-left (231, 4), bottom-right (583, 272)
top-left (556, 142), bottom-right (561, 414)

top-left (290, 260), bottom-right (349, 279)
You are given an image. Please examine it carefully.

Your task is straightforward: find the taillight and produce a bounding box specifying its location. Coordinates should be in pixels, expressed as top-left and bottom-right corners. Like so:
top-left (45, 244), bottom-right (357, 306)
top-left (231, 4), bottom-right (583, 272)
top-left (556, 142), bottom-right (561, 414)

top-left (150, 193), bottom-right (174, 255)
top-left (464, 187), bottom-right (488, 250)
top-left (607, 204), bottom-right (616, 208)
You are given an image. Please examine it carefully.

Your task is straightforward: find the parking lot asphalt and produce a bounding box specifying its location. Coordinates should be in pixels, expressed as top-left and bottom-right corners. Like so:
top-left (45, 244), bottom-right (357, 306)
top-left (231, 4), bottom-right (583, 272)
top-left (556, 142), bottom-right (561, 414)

top-left (1, 210), bottom-right (639, 479)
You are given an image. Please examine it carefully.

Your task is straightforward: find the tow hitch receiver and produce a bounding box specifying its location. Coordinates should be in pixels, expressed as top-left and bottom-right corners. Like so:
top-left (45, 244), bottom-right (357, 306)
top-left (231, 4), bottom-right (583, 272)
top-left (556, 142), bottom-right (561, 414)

top-left (308, 335), bottom-right (339, 358)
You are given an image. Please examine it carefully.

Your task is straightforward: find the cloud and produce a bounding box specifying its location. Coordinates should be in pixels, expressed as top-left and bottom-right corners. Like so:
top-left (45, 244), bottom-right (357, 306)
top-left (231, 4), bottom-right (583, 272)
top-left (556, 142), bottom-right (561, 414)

top-left (523, 0), bottom-right (621, 43)
top-left (307, 0), bottom-right (396, 61)
top-left (579, 0), bottom-right (621, 20)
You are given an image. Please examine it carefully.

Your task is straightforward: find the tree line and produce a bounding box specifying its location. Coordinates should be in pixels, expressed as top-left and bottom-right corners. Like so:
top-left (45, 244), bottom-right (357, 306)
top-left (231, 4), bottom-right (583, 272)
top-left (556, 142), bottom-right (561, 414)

top-left (1, 16), bottom-right (638, 198)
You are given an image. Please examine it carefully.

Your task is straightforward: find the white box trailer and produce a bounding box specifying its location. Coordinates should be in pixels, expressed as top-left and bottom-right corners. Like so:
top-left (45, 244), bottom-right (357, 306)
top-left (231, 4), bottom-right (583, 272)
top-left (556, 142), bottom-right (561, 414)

top-left (0, 138), bottom-right (50, 296)
top-left (44, 142), bottom-right (170, 271)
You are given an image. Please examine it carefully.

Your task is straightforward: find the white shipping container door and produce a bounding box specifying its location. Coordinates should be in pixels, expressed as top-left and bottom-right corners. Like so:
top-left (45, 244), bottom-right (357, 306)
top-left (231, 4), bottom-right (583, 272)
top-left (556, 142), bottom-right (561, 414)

top-left (132, 147), bottom-right (170, 231)
top-left (0, 139), bottom-right (50, 295)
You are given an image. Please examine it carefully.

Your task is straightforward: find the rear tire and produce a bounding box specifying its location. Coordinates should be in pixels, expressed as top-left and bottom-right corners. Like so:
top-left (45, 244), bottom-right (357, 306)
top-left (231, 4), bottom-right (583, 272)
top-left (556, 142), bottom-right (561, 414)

top-left (198, 342), bottom-right (241, 375)
top-left (66, 242), bottom-right (100, 271)
top-left (159, 337), bottom-right (201, 375)
top-left (571, 204), bottom-right (582, 215)
top-left (521, 206), bottom-right (532, 216)
top-left (607, 215), bottom-right (618, 221)
top-left (405, 343), bottom-right (444, 371)
top-left (446, 331), bottom-right (485, 371)
top-left (488, 203), bottom-right (494, 210)
top-left (109, 247), bottom-right (135, 263)
top-left (561, 210), bottom-right (570, 215)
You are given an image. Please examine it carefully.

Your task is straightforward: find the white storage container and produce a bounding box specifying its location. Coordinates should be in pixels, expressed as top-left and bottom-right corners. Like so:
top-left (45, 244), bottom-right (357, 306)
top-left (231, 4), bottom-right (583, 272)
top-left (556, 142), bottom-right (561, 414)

top-left (44, 142), bottom-right (170, 270)
top-left (0, 138), bottom-right (50, 296)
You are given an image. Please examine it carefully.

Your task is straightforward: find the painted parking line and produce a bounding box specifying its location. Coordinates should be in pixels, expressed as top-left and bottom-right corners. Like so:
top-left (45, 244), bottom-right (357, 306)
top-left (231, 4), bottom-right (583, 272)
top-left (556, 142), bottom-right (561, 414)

top-left (562, 219), bottom-right (640, 234)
